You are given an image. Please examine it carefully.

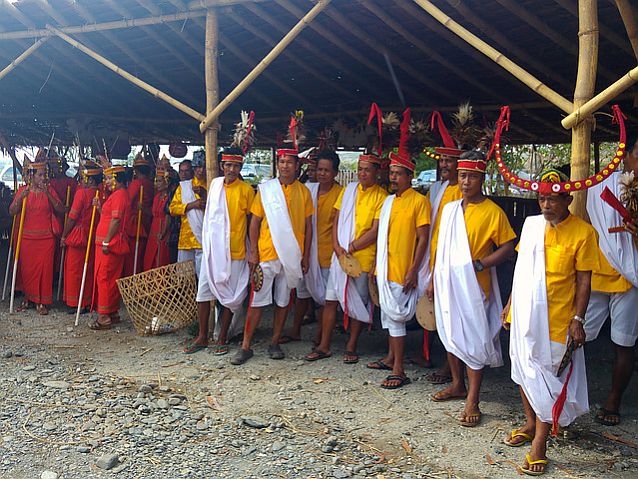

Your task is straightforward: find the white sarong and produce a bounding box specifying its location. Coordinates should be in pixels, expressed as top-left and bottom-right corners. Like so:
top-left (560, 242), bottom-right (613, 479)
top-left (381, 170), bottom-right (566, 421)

top-left (258, 179), bottom-right (303, 289)
top-left (423, 180), bottom-right (448, 285)
top-left (304, 182), bottom-right (326, 305)
top-left (510, 215), bottom-right (588, 426)
top-left (201, 177), bottom-right (249, 313)
top-left (181, 179), bottom-right (203, 245)
top-left (434, 200), bottom-right (503, 370)
top-left (587, 173), bottom-right (638, 287)
top-left (329, 182), bottom-right (370, 322)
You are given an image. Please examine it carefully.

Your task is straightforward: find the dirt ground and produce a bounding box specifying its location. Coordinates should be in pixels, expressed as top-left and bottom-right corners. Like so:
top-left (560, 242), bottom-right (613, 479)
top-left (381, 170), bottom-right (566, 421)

top-left (0, 292), bottom-right (637, 479)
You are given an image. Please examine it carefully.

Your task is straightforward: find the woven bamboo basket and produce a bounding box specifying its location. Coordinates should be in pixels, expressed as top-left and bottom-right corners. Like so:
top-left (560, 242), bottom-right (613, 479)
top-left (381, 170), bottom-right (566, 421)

top-left (116, 260), bottom-right (197, 336)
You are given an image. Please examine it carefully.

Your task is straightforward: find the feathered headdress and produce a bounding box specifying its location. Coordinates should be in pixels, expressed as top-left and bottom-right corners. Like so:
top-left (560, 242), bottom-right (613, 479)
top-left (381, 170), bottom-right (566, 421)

top-left (388, 108), bottom-right (416, 172)
top-left (278, 110), bottom-right (304, 159)
top-left (231, 110), bottom-right (256, 154)
top-left (450, 102), bottom-right (481, 150)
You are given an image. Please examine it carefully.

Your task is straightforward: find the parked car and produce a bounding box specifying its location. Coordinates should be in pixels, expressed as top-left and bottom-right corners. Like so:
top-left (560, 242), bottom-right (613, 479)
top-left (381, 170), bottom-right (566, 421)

top-left (412, 169), bottom-right (437, 190)
top-left (241, 163), bottom-right (272, 185)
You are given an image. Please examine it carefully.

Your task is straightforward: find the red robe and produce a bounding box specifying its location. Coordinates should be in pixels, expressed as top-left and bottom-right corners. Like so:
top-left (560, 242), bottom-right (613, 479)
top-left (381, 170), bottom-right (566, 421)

top-left (10, 186), bottom-right (62, 305)
top-left (50, 177), bottom-right (78, 274)
top-left (143, 191), bottom-right (171, 271)
top-left (93, 188), bottom-right (130, 316)
top-left (123, 177), bottom-right (154, 276)
top-left (63, 187), bottom-right (100, 308)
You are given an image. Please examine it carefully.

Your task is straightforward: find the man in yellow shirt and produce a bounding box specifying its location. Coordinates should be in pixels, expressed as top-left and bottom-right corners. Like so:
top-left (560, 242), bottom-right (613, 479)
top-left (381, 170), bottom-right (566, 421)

top-left (503, 169), bottom-right (598, 476)
top-left (305, 154), bottom-right (388, 363)
top-left (433, 150), bottom-right (516, 428)
top-left (284, 150), bottom-right (343, 344)
top-left (231, 149), bottom-right (314, 365)
top-left (585, 135), bottom-right (638, 427)
top-left (185, 149), bottom-right (255, 355)
top-left (169, 159), bottom-right (206, 276)
top-left (373, 122), bottom-right (431, 389)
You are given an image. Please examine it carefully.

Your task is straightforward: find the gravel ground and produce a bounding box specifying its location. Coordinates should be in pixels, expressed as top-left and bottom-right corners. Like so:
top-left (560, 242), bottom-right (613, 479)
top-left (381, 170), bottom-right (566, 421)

top-left (0, 301), bottom-right (636, 479)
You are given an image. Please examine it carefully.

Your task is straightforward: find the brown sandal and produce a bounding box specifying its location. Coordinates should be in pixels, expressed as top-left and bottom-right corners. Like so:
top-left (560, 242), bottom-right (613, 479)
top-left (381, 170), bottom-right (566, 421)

top-left (16, 300), bottom-right (30, 312)
top-left (88, 318), bottom-right (112, 330)
top-left (36, 304), bottom-right (49, 316)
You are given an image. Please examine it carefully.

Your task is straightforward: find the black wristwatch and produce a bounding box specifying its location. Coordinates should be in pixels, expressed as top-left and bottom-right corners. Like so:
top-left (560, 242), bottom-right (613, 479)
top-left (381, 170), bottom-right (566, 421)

top-left (473, 260), bottom-right (484, 272)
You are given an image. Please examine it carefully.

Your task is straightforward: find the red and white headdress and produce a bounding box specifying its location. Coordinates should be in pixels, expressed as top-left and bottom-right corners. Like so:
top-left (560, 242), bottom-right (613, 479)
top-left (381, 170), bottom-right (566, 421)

top-left (388, 108), bottom-right (416, 172)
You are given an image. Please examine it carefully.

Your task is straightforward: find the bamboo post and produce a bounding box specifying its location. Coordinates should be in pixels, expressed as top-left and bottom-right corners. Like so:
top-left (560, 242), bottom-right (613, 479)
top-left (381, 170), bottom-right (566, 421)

top-left (616, 0), bottom-right (638, 60)
top-left (205, 9), bottom-right (220, 188)
top-left (2, 215), bottom-right (16, 301)
top-left (561, 65), bottom-right (638, 129)
top-left (9, 198), bottom-right (26, 314)
top-left (75, 190), bottom-right (99, 326)
top-left (133, 185), bottom-right (144, 275)
top-left (410, 0), bottom-right (574, 114)
top-left (199, 0), bottom-right (333, 133)
top-left (570, 0), bottom-right (599, 218)
top-left (47, 25), bottom-right (206, 122)
top-left (56, 185), bottom-right (71, 301)
top-left (0, 38), bottom-right (48, 81)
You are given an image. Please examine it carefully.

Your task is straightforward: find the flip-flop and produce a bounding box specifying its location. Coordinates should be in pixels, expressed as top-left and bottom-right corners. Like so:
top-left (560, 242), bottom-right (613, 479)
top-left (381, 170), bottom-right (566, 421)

top-left (36, 304), bottom-right (49, 316)
top-left (16, 301), bottom-right (30, 312)
top-left (595, 407), bottom-right (621, 426)
top-left (431, 391), bottom-right (467, 402)
top-left (183, 342), bottom-right (207, 354)
top-left (268, 344), bottom-right (285, 360)
top-left (426, 371), bottom-right (452, 384)
top-left (366, 359), bottom-right (391, 370)
top-left (278, 335), bottom-right (300, 344)
top-left (504, 429), bottom-right (534, 447)
top-left (212, 344), bottom-right (229, 356)
top-left (381, 375), bottom-right (411, 389)
top-left (343, 351), bottom-right (359, 364)
top-left (305, 350), bottom-right (332, 362)
top-left (522, 453), bottom-right (548, 476)
top-left (460, 411), bottom-right (482, 427)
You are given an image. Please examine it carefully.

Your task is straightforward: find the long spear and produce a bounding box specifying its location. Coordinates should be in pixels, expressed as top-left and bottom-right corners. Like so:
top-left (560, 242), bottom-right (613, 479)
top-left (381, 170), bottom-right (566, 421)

top-left (9, 196), bottom-right (26, 314)
top-left (75, 190), bottom-right (99, 326)
top-left (133, 185), bottom-right (144, 275)
top-left (2, 214), bottom-right (17, 301)
top-left (56, 185), bottom-right (71, 301)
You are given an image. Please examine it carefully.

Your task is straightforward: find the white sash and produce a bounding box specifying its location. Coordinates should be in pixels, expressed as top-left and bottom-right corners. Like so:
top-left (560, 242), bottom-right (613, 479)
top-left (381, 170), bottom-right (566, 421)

top-left (510, 215), bottom-right (588, 425)
top-left (259, 178), bottom-right (303, 288)
top-left (423, 180), bottom-right (448, 285)
top-left (201, 177), bottom-right (249, 312)
top-left (376, 195), bottom-right (427, 321)
top-left (304, 182), bottom-right (326, 304)
top-left (181, 179), bottom-right (203, 245)
top-left (587, 173), bottom-right (638, 287)
top-left (329, 182), bottom-right (370, 322)
top-left (434, 200), bottom-right (503, 370)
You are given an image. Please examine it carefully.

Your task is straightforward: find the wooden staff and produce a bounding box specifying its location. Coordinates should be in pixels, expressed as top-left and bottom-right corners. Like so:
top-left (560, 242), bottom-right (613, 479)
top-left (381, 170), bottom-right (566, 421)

top-left (75, 190), bottom-right (99, 326)
top-left (133, 184), bottom-right (144, 275)
top-left (56, 185), bottom-right (71, 301)
top-left (9, 197), bottom-right (26, 314)
top-left (2, 214), bottom-right (17, 301)
top-left (157, 217), bottom-right (162, 268)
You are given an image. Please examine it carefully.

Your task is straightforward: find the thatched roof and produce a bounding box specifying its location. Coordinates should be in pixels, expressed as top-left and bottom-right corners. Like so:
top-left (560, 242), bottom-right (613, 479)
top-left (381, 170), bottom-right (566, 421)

top-left (0, 0), bottom-right (636, 148)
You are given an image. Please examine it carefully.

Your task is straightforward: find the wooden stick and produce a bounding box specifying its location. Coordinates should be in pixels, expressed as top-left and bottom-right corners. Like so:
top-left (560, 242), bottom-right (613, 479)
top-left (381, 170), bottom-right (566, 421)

top-left (562, 65), bottom-right (638, 129)
top-left (569, 0), bottom-right (599, 219)
top-left (616, 0), bottom-right (638, 60)
top-left (199, 0), bottom-right (333, 133)
top-left (410, 0), bottom-right (574, 114)
top-left (9, 197), bottom-right (26, 314)
top-left (75, 191), bottom-right (99, 326)
top-left (2, 215), bottom-right (17, 301)
top-left (133, 185), bottom-right (144, 275)
top-left (0, 38), bottom-right (48, 81)
top-left (57, 185), bottom-right (71, 302)
top-left (47, 25), bottom-right (206, 122)
top-left (156, 218), bottom-right (162, 268)
top-left (205, 9), bottom-right (220, 188)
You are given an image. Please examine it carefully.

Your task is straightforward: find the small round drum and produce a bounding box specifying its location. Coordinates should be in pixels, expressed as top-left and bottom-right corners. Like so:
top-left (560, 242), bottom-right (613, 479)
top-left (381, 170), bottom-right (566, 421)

top-left (251, 264), bottom-right (264, 292)
top-left (416, 296), bottom-right (436, 331)
top-left (368, 274), bottom-right (379, 307)
top-left (338, 253), bottom-right (362, 278)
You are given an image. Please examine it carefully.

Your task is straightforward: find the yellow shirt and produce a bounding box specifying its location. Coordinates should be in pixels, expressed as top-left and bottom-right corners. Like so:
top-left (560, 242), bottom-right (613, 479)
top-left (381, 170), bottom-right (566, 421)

top-left (251, 180), bottom-right (314, 263)
top-left (225, 179), bottom-right (255, 261)
top-left (387, 188), bottom-right (431, 284)
top-left (464, 199), bottom-right (517, 298)
top-left (428, 183), bottom-right (463, 269)
top-left (334, 183), bottom-right (388, 273)
top-left (316, 182), bottom-right (343, 268)
top-left (544, 214), bottom-right (599, 343)
top-left (591, 243), bottom-right (632, 294)
top-left (169, 176), bottom-right (207, 250)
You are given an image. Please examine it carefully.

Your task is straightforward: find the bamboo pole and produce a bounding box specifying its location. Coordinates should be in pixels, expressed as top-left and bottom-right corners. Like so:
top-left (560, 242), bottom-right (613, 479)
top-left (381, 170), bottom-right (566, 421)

top-left (9, 198), bottom-right (26, 314)
top-left (75, 190), bottom-right (99, 326)
top-left (0, 38), bottom-right (48, 81)
top-left (199, 0), bottom-right (333, 133)
top-left (562, 65), bottom-right (638, 129)
top-left (187, 0), bottom-right (269, 9)
top-left (615, 0), bottom-right (638, 60)
top-left (205, 9), bottom-right (220, 188)
top-left (2, 215), bottom-right (16, 301)
top-left (133, 185), bottom-right (144, 275)
top-left (570, 0), bottom-right (599, 218)
top-left (56, 185), bottom-right (71, 301)
top-left (47, 26), bottom-right (206, 122)
top-left (411, 0), bottom-right (573, 114)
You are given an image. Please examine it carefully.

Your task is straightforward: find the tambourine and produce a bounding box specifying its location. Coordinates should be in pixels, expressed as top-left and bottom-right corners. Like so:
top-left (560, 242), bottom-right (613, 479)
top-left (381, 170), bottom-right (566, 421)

top-left (251, 264), bottom-right (264, 292)
top-left (338, 253), bottom-right (362, 278)
top-left (368, 274), bottom-right (379, 307)
top-left (416, 296), bottom-right (436, 331)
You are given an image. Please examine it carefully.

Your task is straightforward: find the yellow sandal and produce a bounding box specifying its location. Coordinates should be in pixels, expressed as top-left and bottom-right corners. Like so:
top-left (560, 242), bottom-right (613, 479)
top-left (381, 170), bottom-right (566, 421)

top-left (504, 429), bottom-right (534, 447)
top-left (522, 453), bottom-right (548, 476)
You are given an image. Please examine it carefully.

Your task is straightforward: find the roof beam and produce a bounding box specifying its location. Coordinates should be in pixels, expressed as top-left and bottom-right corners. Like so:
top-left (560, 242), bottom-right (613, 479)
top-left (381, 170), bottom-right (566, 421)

top-left (199, 0), bottom-right (332, 132)
top-left (0, 38), bottom-right (48, 81)
top-left (186, 0), bottom-right (269, 8)
top-left (411, 0), bottom-right (574, 114)
top-left (615, 0), bottom-right (638, 60)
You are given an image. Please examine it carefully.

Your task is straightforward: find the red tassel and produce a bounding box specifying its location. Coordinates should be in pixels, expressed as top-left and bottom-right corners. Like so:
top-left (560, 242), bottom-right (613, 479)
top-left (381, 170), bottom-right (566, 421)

top-left (244, 282), bottom-right (255, 337)
top-left (601, 186), bottom-right (632, 223)
top-left (289, 116), bottom-right (298, 151)
top-left (422, 330), bottom-right (430, 362)
top-left (551, 361), bottom-right (574, 437)
top-left (430, 111), bottom-right (455, 148)
top-left (343, 277), bottom-right (350, 331)
top-left (398, 108), bottom-right (411, 157)
top-left (367, 102), bottom-right (383, 156)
